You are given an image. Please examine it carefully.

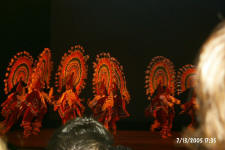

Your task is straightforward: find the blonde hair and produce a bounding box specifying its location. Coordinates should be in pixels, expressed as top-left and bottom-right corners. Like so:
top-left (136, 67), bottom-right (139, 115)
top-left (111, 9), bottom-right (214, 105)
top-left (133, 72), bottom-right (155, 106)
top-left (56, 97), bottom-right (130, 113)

top-left (0, 138), bottom-right (7, 150)
top-left (186, 21), bottom-right (225, 150)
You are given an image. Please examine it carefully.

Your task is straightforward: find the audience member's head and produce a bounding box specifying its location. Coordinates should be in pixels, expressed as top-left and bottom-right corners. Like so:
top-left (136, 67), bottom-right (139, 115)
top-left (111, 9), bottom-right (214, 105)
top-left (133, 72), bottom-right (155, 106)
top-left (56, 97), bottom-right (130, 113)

top-left (47, 117), bottom-right (114, 150)
top-left (0, 138), bottom-right (7, 150)
top-left (186, 21), bottom-right (225, 150)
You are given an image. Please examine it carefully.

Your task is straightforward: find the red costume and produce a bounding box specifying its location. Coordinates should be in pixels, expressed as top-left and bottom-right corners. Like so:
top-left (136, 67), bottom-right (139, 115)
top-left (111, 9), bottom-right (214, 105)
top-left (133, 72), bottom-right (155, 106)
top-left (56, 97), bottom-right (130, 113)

top-left (1, 51), bottom-right (33, 134)
top-left (145, 56), bottom-right (180, 138)
top-left (89, 53), bottom-right (130, 135)
top-left (21, 48), bottom-right (53, 137)
top-left (177, 64), bottom-right (197, 128)
top-left (54, 45), bottom-right (88, 124)
top-left (146, 84), bottom-right (180, 138)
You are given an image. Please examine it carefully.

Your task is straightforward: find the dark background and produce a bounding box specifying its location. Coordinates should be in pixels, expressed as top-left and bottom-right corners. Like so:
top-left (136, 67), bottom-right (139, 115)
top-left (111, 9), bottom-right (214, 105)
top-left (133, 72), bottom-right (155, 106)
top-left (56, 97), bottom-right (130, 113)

top-left (1, 0), bottom-right (225, 130)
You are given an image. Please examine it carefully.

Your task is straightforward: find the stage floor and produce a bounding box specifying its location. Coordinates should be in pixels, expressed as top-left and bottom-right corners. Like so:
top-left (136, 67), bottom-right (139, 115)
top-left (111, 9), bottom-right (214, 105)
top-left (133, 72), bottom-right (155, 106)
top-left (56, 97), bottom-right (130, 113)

top-left (5, 129), bottom-right (187, 150)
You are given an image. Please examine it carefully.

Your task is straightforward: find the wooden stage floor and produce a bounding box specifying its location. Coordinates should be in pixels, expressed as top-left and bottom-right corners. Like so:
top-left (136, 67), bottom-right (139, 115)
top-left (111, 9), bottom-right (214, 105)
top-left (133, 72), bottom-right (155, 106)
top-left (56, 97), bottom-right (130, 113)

top-left (5, 129), bottom-right (188, 150)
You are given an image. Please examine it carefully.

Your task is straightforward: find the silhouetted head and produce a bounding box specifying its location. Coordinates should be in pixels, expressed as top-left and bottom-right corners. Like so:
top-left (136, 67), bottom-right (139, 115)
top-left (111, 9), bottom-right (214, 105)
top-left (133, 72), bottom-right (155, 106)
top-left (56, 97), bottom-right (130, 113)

top-left (47, 117), bottom-right (113, 150)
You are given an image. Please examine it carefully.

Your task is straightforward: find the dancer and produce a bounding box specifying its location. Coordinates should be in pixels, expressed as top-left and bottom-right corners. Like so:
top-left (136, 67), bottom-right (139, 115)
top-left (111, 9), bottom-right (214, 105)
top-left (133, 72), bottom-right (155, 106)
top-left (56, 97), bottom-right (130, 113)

top-left (0, 51), bottom-right (33, 134)
top-left (21, 48), bottom-right (53, 137)
top-left (54, 72), bottom-right (85, 124)
top-left (89, 53), bottom-right (130, 135)
top-left (177, 64), bottom-right (198, 128)
top-left (54, 45), bottom-right (88, 124)
top-left (149, 84), bottom-right (180, 138)
top-left (145, 56), bottom-right (179, 138)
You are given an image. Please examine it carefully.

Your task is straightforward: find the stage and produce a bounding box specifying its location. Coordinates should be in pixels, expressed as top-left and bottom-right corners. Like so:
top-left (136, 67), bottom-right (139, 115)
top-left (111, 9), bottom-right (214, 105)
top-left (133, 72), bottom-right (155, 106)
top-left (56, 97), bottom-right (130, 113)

top-left (5, 129), bottom-right (187, 150)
